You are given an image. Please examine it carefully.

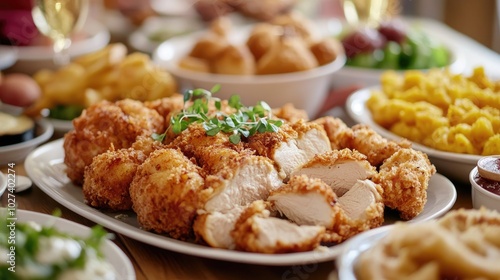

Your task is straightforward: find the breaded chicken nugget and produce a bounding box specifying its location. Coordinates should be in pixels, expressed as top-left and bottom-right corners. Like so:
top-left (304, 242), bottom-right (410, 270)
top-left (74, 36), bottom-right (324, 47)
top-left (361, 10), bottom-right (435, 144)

top-left (63, 99), bottom-right (164, 185)
top-left (129, 148), bottom-right (206, 240)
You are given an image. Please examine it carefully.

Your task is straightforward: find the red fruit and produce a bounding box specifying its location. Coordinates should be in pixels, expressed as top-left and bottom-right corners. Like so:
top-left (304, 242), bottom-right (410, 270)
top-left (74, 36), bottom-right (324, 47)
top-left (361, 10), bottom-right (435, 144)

top-left (378, 19), bottom-right (407, 43)
top-left (341, 27), bottom-right (385, 58)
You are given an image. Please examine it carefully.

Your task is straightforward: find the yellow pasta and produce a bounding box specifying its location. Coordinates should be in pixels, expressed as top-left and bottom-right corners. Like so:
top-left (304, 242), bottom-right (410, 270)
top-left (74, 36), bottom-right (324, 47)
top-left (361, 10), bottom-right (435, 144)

top-left (368, 66), bottom-right (500, 155)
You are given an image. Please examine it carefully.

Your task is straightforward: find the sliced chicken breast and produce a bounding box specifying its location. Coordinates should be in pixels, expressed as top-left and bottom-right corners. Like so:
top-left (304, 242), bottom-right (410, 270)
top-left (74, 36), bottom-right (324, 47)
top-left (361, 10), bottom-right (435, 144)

top-left (193, 206), bottom-right (245, 249)
top-left (200, 153), bottom-right (283, 213)
top-left (291, 149), bottom-right (376, 197)
top-left (268, 174), bottom-right (340, 228)
top-left (232, 200), bottom-right (325, 253)
top-left (248, 120), bottom-right (331, 178)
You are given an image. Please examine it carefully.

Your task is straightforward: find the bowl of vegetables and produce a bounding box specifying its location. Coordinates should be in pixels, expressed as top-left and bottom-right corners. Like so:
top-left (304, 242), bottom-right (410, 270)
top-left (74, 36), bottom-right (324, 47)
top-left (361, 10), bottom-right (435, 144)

top-left (331, 18), bottom-right (466, 88)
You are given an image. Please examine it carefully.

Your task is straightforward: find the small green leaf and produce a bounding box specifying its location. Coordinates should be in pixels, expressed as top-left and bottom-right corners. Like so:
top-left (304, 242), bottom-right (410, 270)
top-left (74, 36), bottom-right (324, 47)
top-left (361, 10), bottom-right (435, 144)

top-left (225, 117), bottom-right (235, 128)
top-left (206, 126), bottom-right (220, 136)
top-left (183, 90), bottom-right (192, 103)
top-left (215, 100), bottom-right (221, 110)
top-left (229, 133), bottom-right (241, 144)
top-left (211, 84), bottom-right (221, 93)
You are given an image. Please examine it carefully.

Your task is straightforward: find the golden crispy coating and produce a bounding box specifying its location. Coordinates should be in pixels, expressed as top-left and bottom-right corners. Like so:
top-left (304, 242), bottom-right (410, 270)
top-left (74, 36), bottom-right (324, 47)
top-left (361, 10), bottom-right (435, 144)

top-left (63, 99), bottom-right (164, 184)
top-left (129, 148), bottom-right (206, 240)
top-left (144, 93), bottom-right (184, 120)
top-left (83, 148), bottom-right (146, 211)
top-left (373, 148), bottom-right (436, 220)
top-left (188, 33), bottom-right (228, 61)
top-left (272, 103), bottom-right (309, 122)
top-left (313, 116), bottom-right (352, 150)
top-left (343, 124), bottom-right (412, 166)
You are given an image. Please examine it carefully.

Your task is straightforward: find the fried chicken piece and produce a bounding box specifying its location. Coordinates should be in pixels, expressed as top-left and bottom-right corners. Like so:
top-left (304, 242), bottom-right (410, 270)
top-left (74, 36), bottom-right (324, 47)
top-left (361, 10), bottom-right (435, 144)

top-left (342, 124), bottom-right (412, 166)
top-left (63, 99), bottom-right (164, 185)
top-left (373, 148), bottom-right (436, 220)
top-left (83, 148), bottom-right (146, 211)
top-left (292, 149), bottom-right (377, 196)
top-left (232, 200), bottom-right (325, 253)
top-left (247, 120), bottom-right (331, 178)
top-left (169, 124), bottom-right (282, 213)
top-left (198, 148), bottom-right (282, 213)
top-left (82, 136), bottom-right (166, 211)
top-left (144, 94), bottom-right (184, 121)
top-left (272, 103), bottom-right (309, 122)
top-left (129, 148), bottom-right (206, 240)
top-left (193, 206), bottom-right (246, 249)
top-left (269, 175), bottom-right (384, 244)
top-left (313, 116), bottom-right (352, 150)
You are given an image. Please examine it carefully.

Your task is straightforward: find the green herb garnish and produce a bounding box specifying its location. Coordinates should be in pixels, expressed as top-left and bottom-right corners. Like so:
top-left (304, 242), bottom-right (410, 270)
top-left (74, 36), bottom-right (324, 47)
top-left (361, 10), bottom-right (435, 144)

top-left (152, 85), bottom-right (283, 144)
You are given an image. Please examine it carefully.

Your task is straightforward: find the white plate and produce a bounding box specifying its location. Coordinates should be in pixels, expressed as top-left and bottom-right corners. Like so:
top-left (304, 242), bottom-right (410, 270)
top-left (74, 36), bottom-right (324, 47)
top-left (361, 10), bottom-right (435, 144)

top-left (346, 87), bottom-right (480, 183)
top-left (0, 171), bottom-right (7, 197)
top-left (24, 139), bottom-right (457, 266)
top-left (5, 208), bottom-right (135, 280)
top-left (0, 118), bottom-right (53, 166)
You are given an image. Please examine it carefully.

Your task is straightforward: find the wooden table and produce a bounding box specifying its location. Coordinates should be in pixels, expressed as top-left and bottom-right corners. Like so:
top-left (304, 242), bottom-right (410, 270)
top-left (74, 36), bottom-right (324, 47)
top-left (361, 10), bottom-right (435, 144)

top-left (1, 145), bottom-right (473, 280)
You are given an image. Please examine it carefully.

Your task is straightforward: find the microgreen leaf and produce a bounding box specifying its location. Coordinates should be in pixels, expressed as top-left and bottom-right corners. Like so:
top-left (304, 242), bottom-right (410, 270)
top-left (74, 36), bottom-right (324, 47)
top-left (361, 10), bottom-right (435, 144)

top-left (152, 85), bottom-right (282, 144)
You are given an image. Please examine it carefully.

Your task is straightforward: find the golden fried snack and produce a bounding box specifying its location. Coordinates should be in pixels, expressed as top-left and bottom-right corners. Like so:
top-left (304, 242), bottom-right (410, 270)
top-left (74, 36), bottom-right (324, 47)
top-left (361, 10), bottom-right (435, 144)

top-left (356, 208), bottom-right (500, 280)
top-left (245, 23), bottom-right (282, 62)
top-left (129, 148), bottom-right (206, 240)
top-left (83, 148), bottom-right (147, 211)
top-left (256, 34), bottom-right (318, 75)
top-left (373, 148), bottom-right (436, 220)
top-left (188, 33), bottom-right (229, 61)
top-left (63, 99), bottom-right (164, 185)
top-left (270, 11), bottom-right (318, 43)
top-left (309, 37), bottom-right (341, 66)
top-left (210, 44), bottom-right (255, 75)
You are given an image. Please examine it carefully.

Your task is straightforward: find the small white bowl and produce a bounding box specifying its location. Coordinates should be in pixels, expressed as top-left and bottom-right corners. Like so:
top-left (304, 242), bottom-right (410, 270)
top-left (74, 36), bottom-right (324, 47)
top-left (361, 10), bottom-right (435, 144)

top-left (2, 20), bottom-right (110, 75)
top-left (0, 118), bottom-right (54, 165)
top-left (153, 25), bottom-right (346, 118)
top-left (470, 166), bottom-right (500, 212)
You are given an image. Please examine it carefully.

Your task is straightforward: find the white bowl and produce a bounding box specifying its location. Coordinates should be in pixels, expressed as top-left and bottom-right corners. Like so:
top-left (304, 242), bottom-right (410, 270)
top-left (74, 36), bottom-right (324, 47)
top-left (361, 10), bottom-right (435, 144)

top-left (0, 118), bottom-right (53, 165)
top-left (470, 166), bottom-right (500, 212)
top-left (346, 86), bottom-right (479, 184)
top-left (153, 25), bottom-right (346, 118)
top-left (1, 20), bottom-right (110, 75)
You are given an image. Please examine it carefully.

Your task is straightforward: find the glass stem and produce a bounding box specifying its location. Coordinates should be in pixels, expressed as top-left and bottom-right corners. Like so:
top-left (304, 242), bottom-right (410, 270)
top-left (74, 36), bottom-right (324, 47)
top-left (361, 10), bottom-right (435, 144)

top-left (53, 37), bottom-right (71, 66)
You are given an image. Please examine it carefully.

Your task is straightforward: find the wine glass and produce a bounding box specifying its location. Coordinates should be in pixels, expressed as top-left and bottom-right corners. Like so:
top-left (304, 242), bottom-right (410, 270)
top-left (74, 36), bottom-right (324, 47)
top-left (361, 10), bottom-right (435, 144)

top-left (341, 0), bottom-right (389, 27)
top-left (31, 0), bottom-right (89, 66)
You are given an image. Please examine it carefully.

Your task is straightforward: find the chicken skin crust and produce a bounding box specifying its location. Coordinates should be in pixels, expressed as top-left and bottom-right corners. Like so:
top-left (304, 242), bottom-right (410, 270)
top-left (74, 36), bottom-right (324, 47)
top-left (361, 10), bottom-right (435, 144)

top-left (83, 148), bottom-right (146, 211)
top-left (129, 148), bottom-right (206, 240)
top-left (82, 136), bottom-right (166, 211)
top-left (373, 148), bottom-right (436, 220)
top-left (64, 99), bottom-right (164, 185)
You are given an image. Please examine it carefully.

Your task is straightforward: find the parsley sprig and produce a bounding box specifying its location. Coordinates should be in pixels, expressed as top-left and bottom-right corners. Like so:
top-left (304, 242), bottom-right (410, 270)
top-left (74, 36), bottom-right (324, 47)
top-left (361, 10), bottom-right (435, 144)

top-left (152, 85), bottom-right (283, 144)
